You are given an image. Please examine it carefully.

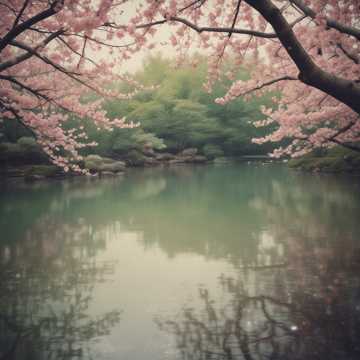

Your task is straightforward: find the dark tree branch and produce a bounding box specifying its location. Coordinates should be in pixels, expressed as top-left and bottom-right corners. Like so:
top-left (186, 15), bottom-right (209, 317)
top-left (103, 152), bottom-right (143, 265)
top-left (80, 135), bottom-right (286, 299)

top-left (57, 37), bottom-right (98, 67)
top-left (8, 40), bottom-right (81, 77)
top-left (229, 0), bottom-right (242, 38)
top-left (237, 76), bottom-right (298, 97)
top-left (337, 43), bottom-right (359, 65)
top-left (179, 0), bottom-right (207, 12)
top-left (1, 38), bottom-right (103, 99)
top-left (294, 120), bottom-right (360, 153)
top-left (0, 29), bottom-right (64, 73)
top-left (164, 16), bottom-right (278, 38)
top-left (12, 0), bottom-right (30, 29)
top-left (328, 121), bottom-right (360, 152)
top-left (0, 74), bottom-right (77, 114)
top-left (0, 0), bottom-right (64, 53)
top-left (245, 0), bottom-right (360, 115)
top-left (127, 17), bottom-right (278, 38)
top-left (289, 0), bottom-right (360, 41)
top-left (329, 121), bottom-right (356, 140)
top-left (77, 36), bottom-right (88, 69)
top-left (0, 74), bottom-right (51, 101)
top-left (330, 139), bottom-right (360, 152)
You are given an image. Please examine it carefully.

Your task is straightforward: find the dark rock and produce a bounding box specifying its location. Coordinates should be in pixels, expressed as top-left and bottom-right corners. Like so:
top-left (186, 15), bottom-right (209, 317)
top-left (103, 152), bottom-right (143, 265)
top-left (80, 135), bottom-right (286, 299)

top-left (191, 155), bottom-right (208, 164)
top-left (168, 159), bottom-right (186, 165)
top-left (179, 148), bottom-right (198, 157)
top-left (156, 153), bottom-right (176, 161)
top-left (144, 157), bottom-right (161, 166)
top-left (142, 148), bottom-right (156, 157)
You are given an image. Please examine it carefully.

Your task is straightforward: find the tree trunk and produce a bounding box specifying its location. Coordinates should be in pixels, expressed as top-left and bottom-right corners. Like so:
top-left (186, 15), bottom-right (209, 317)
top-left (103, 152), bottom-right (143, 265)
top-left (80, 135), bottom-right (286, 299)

top-left (245, 0), bottom-right (360, 115)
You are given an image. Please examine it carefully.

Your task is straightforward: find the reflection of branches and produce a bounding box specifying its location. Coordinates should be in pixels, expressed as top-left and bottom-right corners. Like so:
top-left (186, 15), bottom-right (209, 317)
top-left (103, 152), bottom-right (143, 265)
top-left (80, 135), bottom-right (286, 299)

top-left (0, 218), bottom-right (120, 360)
top-left (157, 266), bottom-right (360, 360)
top-left (156, 279), bottom-right (298, 360)
top-left (0, 302), bottom-right (120, 360)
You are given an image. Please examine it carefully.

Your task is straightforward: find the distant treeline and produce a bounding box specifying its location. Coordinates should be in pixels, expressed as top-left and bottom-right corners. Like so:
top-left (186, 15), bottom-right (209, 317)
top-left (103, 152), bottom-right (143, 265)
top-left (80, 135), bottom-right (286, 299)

top-left (75, 55), bottom-right (278, 160)
top-left (0, 55), bottom-right (278, 166)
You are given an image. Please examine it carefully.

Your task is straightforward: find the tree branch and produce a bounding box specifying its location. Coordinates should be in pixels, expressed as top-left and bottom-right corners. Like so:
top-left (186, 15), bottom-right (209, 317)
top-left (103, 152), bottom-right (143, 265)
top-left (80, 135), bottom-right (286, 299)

top-left (294, 120), bottom-right (360, 152)
top-left (330, 139), bottom-right (360, 152)
top-left (229, 0), bottom-right (242, 38)
top-left (0, 74), bottom-right (48, 99)
top-left (337, 43), bottom-right (359, 65)
top-left (12, 0), bottom-right (30, 29)
top-left (132, 17), bottom-right (278, 38)
top-left (289, 0), bottom-right (360, 41)
top-left (328, 121), bottom-right (360, 152)
top-left (237, 76), bottom-right (297, 97)
top-left (0, 0), bottom-right (64, 53)
top-left (3, 39), bottom-right (102, 95)
top-left (171, 16), bottom-right (279, 38)
top-left (0, 29), bottom-right (64, 73)
top-left (8, 40), bottom-right (80, 76)
top-left (245, 0), bottom-right (360, 115)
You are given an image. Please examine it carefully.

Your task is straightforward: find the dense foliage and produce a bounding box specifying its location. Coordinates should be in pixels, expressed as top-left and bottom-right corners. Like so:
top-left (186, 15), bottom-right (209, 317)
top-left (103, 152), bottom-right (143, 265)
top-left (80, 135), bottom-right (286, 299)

top-left (77, 56), bottom-right (276, 159)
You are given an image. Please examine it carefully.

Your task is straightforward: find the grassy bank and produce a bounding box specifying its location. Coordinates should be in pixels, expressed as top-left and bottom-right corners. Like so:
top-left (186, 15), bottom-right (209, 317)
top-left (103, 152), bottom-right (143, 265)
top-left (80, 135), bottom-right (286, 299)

top-left (288, 147), bottom-right (360, 173)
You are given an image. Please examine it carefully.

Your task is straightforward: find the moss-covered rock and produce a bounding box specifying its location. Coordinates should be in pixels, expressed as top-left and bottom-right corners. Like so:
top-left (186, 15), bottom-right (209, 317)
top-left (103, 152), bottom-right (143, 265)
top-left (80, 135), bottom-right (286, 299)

top-left (185, 155), bottom-right (208, 164)
top-left (84, 155), bottom-right (103, 171)
top-left (179, 148), bottom-right (198, 157)
top-left (155, 153), bottom-right (175, 161)
top-left (101, 161), bottom-right (126, 172)
top-left (213, 157), bottom-right (233, 164)
top-left (85, 154), bottom-right (103, 163)
top-left (84, 154), bottom-right (126, 173)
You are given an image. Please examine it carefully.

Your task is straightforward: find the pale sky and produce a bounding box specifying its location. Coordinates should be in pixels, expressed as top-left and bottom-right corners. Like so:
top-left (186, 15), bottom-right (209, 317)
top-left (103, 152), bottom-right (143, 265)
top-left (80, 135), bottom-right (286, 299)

top-left (90, 0), bottom-right (269, 74)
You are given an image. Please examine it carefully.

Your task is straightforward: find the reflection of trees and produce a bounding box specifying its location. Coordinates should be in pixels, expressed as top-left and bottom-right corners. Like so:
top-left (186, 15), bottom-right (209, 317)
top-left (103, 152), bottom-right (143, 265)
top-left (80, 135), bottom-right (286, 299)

top-left (123, 166), bottom-right (360, 267)
top-left (156, 241), bottom-right (360, 360)
top-left (2, 165), bottom-right (360, 268)
top-left (1, 164), bottom-right (360, 359)
top-left (250, 172), bottom-right (360, 247)
top-left (0, 215), bottom-right (120, 360)
top-left (156, 280), bottom-right (299, 360)
top-left (0, 166), bottom-right (267, 266)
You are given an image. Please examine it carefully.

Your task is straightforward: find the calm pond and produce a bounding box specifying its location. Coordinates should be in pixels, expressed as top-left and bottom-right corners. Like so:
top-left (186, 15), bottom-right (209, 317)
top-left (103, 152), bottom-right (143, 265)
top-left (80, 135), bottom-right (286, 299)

top-left (1, 163), bottom-right (360, 360)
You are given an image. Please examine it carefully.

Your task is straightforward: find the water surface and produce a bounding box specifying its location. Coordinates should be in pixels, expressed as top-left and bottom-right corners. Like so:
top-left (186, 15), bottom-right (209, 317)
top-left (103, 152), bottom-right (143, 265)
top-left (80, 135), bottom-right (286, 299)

top-left (1, 164), bottom-right (360, 360)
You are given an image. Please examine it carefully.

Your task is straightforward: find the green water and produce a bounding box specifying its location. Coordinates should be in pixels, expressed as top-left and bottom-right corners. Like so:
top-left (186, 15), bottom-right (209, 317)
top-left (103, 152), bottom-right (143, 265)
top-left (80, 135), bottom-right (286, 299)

top-left (1, 164), bottom-right (360, 360)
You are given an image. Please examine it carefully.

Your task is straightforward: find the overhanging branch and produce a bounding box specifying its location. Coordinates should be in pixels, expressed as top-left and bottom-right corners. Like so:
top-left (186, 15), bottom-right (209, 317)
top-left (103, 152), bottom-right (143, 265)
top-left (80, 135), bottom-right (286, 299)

top-left (0, 29), bottom-right (64, 73)
top-left (290, 0), bottom-right (360, 41)
top-left (237, 76), bottom-right (297, 97)
top-left (0, 0), bottom-right (64, 53)
top-left (109, 17), bottom-right (278, 39)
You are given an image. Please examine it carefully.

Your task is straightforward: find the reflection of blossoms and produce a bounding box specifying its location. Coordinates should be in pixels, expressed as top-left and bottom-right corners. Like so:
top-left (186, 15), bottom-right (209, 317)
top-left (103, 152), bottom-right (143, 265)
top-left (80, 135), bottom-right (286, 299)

top-left (0, 216), bottom-right (120, 360)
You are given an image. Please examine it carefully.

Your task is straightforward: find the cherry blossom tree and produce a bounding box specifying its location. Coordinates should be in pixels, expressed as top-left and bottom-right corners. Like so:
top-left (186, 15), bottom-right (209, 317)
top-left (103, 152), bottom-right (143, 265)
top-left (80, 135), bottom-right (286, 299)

top-left (128, 0), bottom-right (360, 156)
top-left (1, 0), bottom-right (359, 169)
top-left (0, 0), bottom-right (139, 172)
